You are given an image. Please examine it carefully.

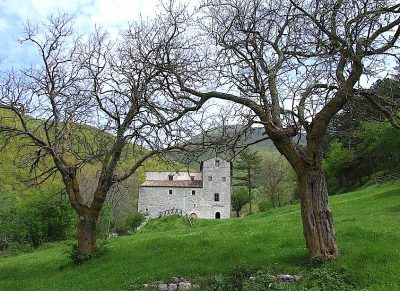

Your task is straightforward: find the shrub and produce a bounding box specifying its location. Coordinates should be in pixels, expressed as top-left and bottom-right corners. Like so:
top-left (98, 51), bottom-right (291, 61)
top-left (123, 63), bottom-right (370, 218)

top-left (257, 200), bottom-right (270, 212)
top-left (300, 267), bottom-right (354, 290)
top-left (0, 189), bottom-right (75, 254)
top-left (66, 241), bottom-right (109, 265)
top-left (116, 212), bottom-right (146, 236)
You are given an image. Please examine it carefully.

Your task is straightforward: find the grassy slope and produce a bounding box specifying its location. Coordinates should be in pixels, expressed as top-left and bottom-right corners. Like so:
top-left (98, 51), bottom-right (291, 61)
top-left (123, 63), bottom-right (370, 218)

top-left (0, 182), bottom-right (399, 290)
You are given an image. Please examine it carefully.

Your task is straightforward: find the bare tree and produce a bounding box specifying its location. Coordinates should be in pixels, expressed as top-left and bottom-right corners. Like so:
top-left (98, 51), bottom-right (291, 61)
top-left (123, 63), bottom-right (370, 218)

top-left (258, 155), bottom-right (290, 208)
top-left (161, 0), bottom-right (400, 260)
top-left (0, 14), bottom-right (205, 255)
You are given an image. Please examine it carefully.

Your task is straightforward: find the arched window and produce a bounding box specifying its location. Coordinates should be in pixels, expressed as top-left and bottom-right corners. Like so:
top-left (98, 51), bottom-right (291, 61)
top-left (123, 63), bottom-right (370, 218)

top-left (215, 212), bottom-right (221, 219)
top-left (169, 189), bottom-right (173, 195)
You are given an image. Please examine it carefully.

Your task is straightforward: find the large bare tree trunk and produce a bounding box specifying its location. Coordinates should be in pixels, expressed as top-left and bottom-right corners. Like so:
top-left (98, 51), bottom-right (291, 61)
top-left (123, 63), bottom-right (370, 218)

top-left (77, 211), bottom-right (98, 254)
top-left (297, 164), bottom-right (338, 261)
top-left (273, 135), bottom-right (338, 261)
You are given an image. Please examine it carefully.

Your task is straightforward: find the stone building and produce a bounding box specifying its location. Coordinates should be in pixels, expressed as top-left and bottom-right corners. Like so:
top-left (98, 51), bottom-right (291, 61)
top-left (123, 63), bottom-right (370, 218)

top-left (138, 157), bottom-right (231, 219)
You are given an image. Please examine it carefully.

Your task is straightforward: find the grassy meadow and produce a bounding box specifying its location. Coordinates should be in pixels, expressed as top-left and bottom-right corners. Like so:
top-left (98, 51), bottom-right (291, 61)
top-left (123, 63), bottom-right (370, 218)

top-left (0, 182), bottom-right (399, 290)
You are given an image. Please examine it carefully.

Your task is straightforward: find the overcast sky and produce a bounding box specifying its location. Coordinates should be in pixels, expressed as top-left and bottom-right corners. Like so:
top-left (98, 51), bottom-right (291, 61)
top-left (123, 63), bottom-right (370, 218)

top-left (0, 0), bottom-right (159, 68)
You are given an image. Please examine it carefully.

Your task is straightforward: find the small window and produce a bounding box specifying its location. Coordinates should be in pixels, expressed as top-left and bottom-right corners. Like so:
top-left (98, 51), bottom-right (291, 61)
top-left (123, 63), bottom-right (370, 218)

top-left (214, 193), bottom-right (220, 202)
top-left (193, 204), bottom-right (196, 207)
top-left (222, 177), bottom-right (226, 182)
top-left (190, 176), bottom-right (195, 180)
top-left (169, 189), bottom-right (173, 195)
top-left (145, 208), bottom-right (149, 212)
top-left (215, 160), bottom-right (220, 166)
top-left (168, 175), bottom-right (173, 181)
top-left (208, 176), bottom-right (212, 181)
top-left (192, 190), bottom-right (196, 195)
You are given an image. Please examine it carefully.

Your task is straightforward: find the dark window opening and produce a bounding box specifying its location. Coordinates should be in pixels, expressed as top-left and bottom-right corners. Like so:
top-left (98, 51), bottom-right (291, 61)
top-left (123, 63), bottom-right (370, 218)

top-left (168, 175), bottom-right (174, 181)
top-left (214, 193), bottom-right (220, 202)
top-left (190, 176), bottom-right (195, 180)
top-left (208, 176), bottom-right (212, 181)
top-left (192, 190), bottom-right (196, 195)
top-left (215, 212), bottom-right (221, 219)
top-left (145, 208), bottom-right (149, 212)
top-left (222, 177), bottom-right (226, 182)
top-left (193, 204), bottom-right (196, 207)
top-left (215, 160), bottom-right (220, 166)
top-left (169, 189), bottom-right (173, 195)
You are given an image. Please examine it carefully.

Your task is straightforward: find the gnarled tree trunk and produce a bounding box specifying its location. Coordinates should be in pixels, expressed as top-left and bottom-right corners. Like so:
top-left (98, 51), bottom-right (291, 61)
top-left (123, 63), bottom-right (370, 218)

top-left (273, 134), bottom-right (338, 261)
top-left (77, 210), bottom-right (99, 254)
top-left (297, 166), bottom-right (338, 261)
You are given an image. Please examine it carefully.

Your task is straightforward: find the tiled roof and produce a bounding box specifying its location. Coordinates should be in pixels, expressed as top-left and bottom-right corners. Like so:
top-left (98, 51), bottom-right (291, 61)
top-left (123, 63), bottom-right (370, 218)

top-left (140, 180), bottom-right (203, 188)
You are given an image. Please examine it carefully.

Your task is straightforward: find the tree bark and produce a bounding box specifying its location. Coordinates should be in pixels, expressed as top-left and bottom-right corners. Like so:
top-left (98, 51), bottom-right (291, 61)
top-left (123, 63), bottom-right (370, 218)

top-left (297, 167), bottom-right (338, 261)
top-left (271, 134), bottom-right (338, 261)
top-left (77, 211), bottom-right (98, 254)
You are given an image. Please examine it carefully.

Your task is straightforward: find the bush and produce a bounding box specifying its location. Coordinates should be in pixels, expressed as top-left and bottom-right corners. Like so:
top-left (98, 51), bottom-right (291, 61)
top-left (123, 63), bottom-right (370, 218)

top-left (66, 241), bottom-right (109, 265)
top-left (116, 212), bottom-right (146, 236)
top-left (257, 200), bottom-right (270, 212)
top-left (0, 189), bottom-right (75, 254)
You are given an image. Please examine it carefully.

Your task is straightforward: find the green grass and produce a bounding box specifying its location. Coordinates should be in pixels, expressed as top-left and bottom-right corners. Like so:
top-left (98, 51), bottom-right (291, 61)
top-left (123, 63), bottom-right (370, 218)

top-left (0, 182), bottom-right (399, 290)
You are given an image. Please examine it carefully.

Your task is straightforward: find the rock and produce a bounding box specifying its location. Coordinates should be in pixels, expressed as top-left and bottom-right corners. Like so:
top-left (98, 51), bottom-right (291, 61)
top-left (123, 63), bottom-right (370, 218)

top-left (143, 284), bottom-right (149, 288)
top-left (158, 283), bottom-right (169, 291)
top-left (178, 282), bottom-right (192, 290)
top-left (248, 276), bottom-right (256, 282)
top-left (191, 284), bottom-right (200, 289)
top-left (168, 283), bottom-right (178, 290)
top-left (172, 277), bottom-right (180, 283)
top-left (276, 274), bottom-right (302, 282)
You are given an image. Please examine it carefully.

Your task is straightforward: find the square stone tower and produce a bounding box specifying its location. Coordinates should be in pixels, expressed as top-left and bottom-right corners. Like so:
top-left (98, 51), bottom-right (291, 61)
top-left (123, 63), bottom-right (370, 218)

top-left (200, 157), bottom-right (232, 219)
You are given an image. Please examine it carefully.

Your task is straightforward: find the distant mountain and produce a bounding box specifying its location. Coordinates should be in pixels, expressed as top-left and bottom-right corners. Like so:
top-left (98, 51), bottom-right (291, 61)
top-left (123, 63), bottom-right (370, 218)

top-left (169, 125), bottom-right (306, 169)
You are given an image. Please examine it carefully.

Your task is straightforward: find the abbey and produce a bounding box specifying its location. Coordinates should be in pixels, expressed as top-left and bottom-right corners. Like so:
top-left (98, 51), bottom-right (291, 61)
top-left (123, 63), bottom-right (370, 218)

top-left (138, 157), bottom-right (231, 219)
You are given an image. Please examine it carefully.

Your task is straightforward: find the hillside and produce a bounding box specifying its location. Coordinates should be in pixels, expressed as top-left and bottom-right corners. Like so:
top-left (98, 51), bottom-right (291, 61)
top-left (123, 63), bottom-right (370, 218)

top-left (0, 182), bottom-right (399, 290)
top-left (0, 109), bottom-right (186, 198)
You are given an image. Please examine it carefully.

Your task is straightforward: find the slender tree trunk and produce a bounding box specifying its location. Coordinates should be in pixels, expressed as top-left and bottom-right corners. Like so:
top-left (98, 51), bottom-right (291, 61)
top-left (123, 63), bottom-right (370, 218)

top-left (236, 210), bottom-right (240, 217)
top-left (297, 167), bottom-right (338, 261)
top-left (77, 210), bottom-right (99, 254)
top-left (248, 169), bottom-right (252, 213)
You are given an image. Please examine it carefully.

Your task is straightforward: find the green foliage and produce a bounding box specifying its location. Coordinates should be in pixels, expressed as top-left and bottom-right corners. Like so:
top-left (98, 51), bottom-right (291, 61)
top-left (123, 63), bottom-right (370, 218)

top-left (299, 267), bottom-right (354, 290)
top-left (231, 189), bottom-right (249, 217)
top-left (323, 140), bottom-right (355, 179)
top-left (257, 200), bottom-right (270, 212)
top-left (0, 190), bottom-right (75, 254)
top-left (117, 212), bottom-right (147, 235)
top-left (233, 150), bottom-right (263, 189)
top-left (205, 265), bottom-right (259, 290)
top-left (324, 120), bottom-right (400, 191)
top-left (97, 203), bottom-right (115, 239)
top-left (354, 121), bottom-right (400, 169)
top-left (66, 241), bottom-right (109, 265)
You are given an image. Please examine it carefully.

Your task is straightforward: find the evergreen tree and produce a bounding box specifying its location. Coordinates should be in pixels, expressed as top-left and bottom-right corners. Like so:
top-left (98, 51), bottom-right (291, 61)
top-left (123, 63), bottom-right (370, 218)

top-left (233, 150), bottom-right (262, 214)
